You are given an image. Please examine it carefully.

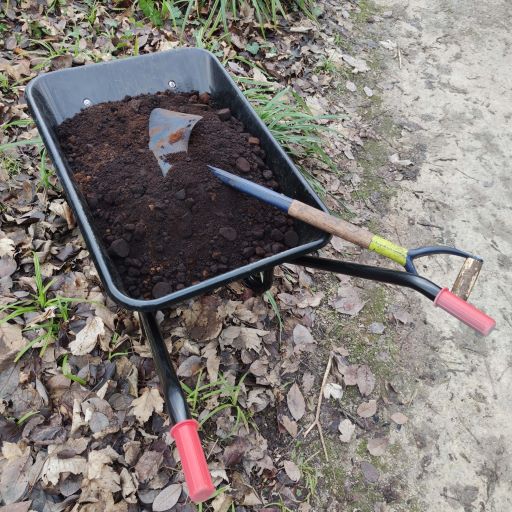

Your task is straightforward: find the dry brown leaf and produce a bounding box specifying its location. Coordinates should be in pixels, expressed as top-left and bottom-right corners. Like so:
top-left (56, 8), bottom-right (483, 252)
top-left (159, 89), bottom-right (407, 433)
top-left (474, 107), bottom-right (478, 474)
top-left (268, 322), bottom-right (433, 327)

top-left (177, 355), bottom-right (202, 377)
top-left (338, 419), bottom-right (355, 443)
top-left (0, 455), bottom-right (32, 504)
top-left (367, 437), bottom-right (389, 456)
top-left (357, 400), bottom-right (377, 418)
top-left (0, 502), bottom-right (31, 512)
top-left (211, 494), bottom-right (234, 512)
top-left (130, 388), bottom-right (164, 423)
top-left (41, 455), bottom-right (87, 486)
top-left (120, 467), bottom-right (137, 501)
top-left (280, 415), bottom-right (298, 437)
top-left (0, 238), bottom-right (15, 257)
top-left (69, 316), bottom-right (105, 355)
top-left (323, 382), bottom-right (343, 400)
top-left (329, 286), bottom-right (366, 316)
top-left (356, 365), bottom-right (376, 397)
top-left (283, 460), bottom-right (301, 482)
top-left (153, 483), bottom-right (182, 511)
top-left (0, 323), bottom-right (25, 370)
top-left (135, 450), bottom-right (163, 483)
top-left (391, 412), bottom-right (409, 425)
top-left (293, 324), bottom-right (315, 346)
top-left (182, 296), bottom-right (225, 340)
top-left (287, 383), bottom-right (306, 421)
top-left (343, 364), bottom-right (359, 386)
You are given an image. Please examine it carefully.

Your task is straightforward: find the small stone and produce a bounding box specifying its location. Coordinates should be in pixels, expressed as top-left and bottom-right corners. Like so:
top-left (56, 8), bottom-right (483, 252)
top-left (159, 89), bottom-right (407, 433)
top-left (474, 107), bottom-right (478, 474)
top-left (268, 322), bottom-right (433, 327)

top-left (219, 227), bottom-right (237, 241)
top-left (255, 247), bottom-right (265, 256)
top-left (252, 228), bottom-right (264, 239)
top-left (242, 247), bottom-right (255, 258)
top-left (248, 136), bottom-right (260, 145)
top-left (152, 282), bottom-right (171, 299)
top-left (216, 108), bottom-right (231, 121)
top-left (236, 157), bottom-right (251, 173)
top-left (188, 94), bottom-right (198, 103)
top-left (270, 229), bottom-right (284, 242)
top-left (174, 189), bottom-right (186, 200)
top-left (110, 239), bottom-right (129, 258)
top-left (284, 230), bottom-right (299, 247)
top-left (271, 242), bottom-right (285, 253)
top-left (262, 170), bottom-right (273, 180)
top-left (198, 92), bottom-right (210, 104)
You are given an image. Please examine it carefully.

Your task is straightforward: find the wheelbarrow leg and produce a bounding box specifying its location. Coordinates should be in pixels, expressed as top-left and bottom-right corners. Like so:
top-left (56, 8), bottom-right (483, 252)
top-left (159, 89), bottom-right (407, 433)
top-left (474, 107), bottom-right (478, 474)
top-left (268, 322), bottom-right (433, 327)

top-left (139, 312), bottom-right (215, 503)
top-left (243, 266), bottom-right (274, 294)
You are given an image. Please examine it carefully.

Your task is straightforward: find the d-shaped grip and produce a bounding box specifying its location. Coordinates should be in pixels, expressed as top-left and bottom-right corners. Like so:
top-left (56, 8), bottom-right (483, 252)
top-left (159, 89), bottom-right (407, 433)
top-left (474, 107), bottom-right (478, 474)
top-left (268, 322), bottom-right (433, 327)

top-left (434, 288), bottom-right (495, 336)
top-left (170, 420), bottom-right (215, 503)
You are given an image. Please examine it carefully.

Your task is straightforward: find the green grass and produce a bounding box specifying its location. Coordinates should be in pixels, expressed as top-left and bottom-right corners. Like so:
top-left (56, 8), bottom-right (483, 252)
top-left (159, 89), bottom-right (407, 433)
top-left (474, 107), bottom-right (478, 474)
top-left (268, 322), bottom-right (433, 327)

top-left (0, 253), bottom-right (84, 361)
top-left (136, 0), bottom-right (316, 34)
top-left (61, 354), bottom-right (87, 385)
top-left (182, 371), bottom-right (253, 433)
top-left (241, 82), bottom-right (341, 195)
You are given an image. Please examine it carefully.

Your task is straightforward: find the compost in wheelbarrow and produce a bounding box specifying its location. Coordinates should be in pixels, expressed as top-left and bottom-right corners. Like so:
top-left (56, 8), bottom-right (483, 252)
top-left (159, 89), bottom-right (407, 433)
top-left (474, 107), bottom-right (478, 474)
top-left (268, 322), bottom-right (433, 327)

top-left (56, 90), bottom-right (303, 300)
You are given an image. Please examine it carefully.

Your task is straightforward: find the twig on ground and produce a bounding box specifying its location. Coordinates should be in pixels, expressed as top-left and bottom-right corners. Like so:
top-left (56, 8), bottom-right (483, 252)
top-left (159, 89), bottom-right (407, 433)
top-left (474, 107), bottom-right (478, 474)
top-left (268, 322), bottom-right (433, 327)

top-left (304, 353), bottom-right (333, 460)
top-left (339, 406), bottom-right (366, 429)
top-left (398, 46), bottom-right (402, 69)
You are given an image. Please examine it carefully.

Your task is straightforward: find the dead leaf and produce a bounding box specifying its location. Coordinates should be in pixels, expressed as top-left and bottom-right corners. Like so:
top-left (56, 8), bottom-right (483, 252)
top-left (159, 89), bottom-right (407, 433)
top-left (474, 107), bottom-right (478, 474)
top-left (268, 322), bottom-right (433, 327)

top-left (0, 502), bottom-right (32, 512)
top-left (293, 324), bottom-right (315, 346)
top-left (342, 364), bottom-right (359, 386)
top-left (42, 455), bottom-right (87, 486)
top-left (177, 355), bottom-right (202, 377)
top-left (211, 493), bottom-right (233, 512)
top-left (0, 323), bottom-right (25, 370)
top-left (287, 383), bottom-right (306, 421)
top-left (279, 415), bottom-right (298, 437)
top-left (0, 454), bottom-right (32, 504)
top-left (357, 400), bottom-right (377, 418)
top-left (342, 54), bottom-right (370, 73)
top-left (182, 296), bottom-right (225, 340)
top-left (391, 412), bottom-right (409, 425)
top-left (153, 483), bottom-right (182, 511)
top-left (130, 388), bottom-right (164, 423)
top-left (338, 419), bottom-right (355, 443)
top-left (0, 256), bottom-right (16, 278)
top-left (329, 286), bottom-right (366, 316)
top-left (0, 238), bottom-right (15, 257)
top-left (135, 450), bottom-right (163, 483)
top-left (361, 461), bottom-right (380, 483)
top-left (323, 382), bottom-right (343, 400)
top-left (367, 437), bottom-right (389, 456)
top-left (69, 316), bottom-right (105, 355)
top-left (283, 460), bottom-right (301, 482)
top-left (356, 365), bottom-right (376, 396)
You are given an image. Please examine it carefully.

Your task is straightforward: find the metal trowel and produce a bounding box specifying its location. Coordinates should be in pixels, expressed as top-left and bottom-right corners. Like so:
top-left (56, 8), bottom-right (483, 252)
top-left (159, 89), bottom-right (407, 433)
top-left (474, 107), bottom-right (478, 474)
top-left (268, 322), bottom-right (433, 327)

top-left (149, 108), bottom-right (202, 176)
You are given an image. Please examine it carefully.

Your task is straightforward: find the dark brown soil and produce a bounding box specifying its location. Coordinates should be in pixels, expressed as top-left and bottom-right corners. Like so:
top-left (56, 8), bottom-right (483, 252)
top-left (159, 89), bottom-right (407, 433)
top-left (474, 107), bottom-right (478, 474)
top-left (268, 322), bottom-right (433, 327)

top-left (57, 91), bottom-right (299, 299)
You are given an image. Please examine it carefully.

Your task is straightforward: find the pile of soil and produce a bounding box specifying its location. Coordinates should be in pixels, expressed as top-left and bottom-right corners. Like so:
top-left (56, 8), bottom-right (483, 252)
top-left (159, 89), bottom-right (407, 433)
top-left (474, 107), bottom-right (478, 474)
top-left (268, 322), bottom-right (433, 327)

top-left (57, 91), bottom-right (300, 299)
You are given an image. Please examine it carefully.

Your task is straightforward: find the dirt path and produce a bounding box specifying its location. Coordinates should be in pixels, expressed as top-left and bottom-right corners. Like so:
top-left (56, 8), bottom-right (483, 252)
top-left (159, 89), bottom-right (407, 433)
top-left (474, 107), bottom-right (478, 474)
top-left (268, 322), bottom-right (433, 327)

top-left (373, 1), bottom-right (512, 510)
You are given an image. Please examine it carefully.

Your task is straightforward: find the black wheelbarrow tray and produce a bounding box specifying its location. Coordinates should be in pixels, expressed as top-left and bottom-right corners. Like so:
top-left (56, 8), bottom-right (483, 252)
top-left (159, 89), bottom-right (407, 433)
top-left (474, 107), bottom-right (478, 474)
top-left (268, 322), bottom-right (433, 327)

top-left (25, 47), bottom-right (495, 504)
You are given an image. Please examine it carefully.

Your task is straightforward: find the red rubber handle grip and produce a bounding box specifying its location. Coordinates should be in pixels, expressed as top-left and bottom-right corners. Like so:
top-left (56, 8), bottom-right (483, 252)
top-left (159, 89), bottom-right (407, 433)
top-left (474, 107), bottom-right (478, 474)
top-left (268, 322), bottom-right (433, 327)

top-left (434, 288), bottom-right (496, 336)
top-left (170, 419), bottom-right (215, 503)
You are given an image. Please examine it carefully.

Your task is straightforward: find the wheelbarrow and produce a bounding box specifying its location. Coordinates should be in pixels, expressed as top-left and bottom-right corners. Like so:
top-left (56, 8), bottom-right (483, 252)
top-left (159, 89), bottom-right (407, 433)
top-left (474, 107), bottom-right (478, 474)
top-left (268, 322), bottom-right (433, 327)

top-left (26, 48), bottom-right (495, 504)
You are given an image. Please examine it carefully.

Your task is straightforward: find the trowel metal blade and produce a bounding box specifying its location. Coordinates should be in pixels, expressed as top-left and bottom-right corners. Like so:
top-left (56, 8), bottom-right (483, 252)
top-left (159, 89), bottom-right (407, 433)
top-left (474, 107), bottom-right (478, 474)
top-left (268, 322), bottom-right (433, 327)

top-left (148, 108), bottom-right (202, 176)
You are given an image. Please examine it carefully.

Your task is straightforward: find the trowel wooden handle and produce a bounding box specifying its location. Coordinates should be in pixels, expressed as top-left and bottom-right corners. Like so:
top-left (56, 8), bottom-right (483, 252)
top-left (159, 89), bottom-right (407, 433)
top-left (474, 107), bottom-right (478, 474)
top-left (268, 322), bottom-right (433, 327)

top-left (289, 201), bottom-right (373, 248)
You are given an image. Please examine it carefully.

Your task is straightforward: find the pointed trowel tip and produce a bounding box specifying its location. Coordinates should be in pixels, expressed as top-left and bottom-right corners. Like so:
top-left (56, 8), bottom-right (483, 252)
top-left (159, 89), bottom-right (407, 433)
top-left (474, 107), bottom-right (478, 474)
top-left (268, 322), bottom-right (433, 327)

top-left (206, 165), bottom-right (230, 183)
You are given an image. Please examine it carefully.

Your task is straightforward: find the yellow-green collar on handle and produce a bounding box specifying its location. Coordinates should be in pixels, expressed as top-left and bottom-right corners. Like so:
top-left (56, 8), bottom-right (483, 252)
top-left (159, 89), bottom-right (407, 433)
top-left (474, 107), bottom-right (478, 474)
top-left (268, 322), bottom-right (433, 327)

top-left (369, 235), bottom-right (408, 266)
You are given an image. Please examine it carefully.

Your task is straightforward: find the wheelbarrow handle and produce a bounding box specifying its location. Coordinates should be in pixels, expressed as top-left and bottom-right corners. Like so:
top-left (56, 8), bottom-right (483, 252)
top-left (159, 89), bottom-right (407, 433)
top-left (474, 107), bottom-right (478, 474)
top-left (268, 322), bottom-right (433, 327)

top-left (291, 256), bottom-right (495, 336)
top-left (140, 312), bottom-right (215, 503)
